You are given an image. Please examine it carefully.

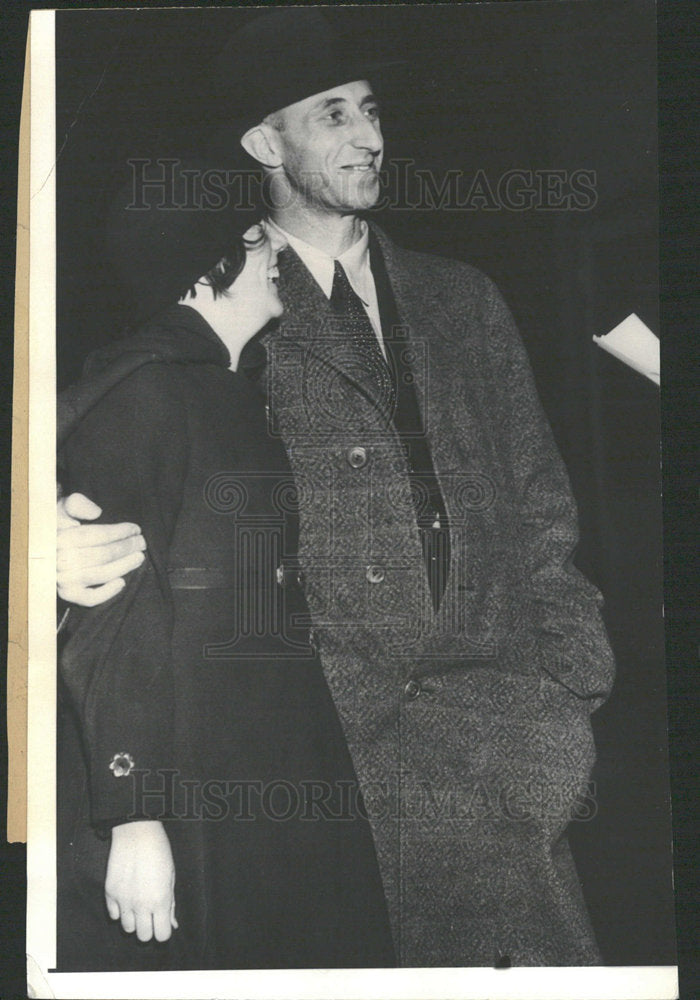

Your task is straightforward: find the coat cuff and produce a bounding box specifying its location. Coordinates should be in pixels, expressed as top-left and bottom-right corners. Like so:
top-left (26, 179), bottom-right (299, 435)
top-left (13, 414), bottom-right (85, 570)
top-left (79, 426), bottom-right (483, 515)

top-left (89, 750), bottom-right (177, 826)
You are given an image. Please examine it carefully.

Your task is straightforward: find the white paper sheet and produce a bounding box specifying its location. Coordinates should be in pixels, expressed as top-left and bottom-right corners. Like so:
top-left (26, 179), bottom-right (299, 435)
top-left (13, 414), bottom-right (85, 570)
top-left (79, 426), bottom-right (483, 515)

top-left (593, 313), bottom-right (660, 385)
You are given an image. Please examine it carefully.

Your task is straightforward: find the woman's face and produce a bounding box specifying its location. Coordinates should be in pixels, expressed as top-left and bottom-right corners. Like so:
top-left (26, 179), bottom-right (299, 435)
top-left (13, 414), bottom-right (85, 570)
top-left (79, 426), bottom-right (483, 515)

top-left (182, 223), bottom-right (283, 364)
top-left (231, 223), bottom-right (284, 332)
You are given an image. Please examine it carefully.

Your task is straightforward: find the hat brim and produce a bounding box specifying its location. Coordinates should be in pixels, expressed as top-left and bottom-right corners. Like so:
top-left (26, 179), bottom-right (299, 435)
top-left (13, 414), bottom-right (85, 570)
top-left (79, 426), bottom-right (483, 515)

top-left (210, 57), bottom-right (407, 148)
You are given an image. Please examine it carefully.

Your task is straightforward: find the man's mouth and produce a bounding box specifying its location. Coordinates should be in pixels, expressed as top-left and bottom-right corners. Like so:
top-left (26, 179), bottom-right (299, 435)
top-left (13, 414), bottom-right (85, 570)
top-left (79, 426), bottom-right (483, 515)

top-left (342, 163), bottom-right (376, 172)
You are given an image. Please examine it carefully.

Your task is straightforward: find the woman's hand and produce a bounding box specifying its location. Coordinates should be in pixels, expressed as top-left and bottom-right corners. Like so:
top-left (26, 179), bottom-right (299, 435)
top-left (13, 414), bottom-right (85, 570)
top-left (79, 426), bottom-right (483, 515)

top-left (105, 820), bottom-right (178, 942)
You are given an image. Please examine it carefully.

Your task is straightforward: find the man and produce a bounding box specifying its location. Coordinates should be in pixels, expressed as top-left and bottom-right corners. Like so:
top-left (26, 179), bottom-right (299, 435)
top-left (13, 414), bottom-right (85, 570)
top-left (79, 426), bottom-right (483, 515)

top-left (57, 9), bottom-right (615, 967)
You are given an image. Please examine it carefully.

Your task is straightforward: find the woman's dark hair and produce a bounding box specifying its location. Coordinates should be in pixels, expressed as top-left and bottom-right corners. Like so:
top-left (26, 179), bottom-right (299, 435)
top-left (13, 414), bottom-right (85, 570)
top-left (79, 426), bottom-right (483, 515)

top-left (180, 223), bottom-right (265, 301)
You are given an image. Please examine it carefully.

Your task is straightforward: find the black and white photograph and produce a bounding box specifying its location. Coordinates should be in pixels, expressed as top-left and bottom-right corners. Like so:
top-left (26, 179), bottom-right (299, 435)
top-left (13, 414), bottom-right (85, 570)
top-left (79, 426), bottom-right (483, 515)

top-left (23, 3), bottom-right (679, 996)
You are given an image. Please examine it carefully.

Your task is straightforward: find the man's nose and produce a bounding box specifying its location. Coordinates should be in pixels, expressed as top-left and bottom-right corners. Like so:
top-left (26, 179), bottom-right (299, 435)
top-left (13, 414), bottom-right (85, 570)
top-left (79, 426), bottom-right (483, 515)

top-left (349, 111), bottom-right (383, 153)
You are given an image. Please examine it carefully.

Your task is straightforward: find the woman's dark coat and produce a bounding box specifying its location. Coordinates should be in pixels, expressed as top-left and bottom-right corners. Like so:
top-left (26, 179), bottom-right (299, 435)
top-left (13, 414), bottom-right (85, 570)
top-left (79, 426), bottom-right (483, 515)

top-left (57, 304), bottom-right (394, 971)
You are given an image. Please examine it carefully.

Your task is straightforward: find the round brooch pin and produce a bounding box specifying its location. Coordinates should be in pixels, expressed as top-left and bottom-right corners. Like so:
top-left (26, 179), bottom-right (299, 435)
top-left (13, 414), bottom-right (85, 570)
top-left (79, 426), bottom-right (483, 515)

top-left (109, 752), bottom-right (135, 777)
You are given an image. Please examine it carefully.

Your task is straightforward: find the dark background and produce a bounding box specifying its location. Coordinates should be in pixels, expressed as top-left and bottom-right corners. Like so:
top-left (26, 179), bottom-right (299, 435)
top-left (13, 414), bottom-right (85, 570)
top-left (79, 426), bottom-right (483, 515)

top-left (2, 1), bottom-right (697, 996)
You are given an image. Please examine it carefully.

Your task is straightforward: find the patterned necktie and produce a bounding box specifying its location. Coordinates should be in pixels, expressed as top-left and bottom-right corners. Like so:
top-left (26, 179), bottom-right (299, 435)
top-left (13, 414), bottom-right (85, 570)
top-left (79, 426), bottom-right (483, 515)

top-left (329, 260), bottom-right (396, 417)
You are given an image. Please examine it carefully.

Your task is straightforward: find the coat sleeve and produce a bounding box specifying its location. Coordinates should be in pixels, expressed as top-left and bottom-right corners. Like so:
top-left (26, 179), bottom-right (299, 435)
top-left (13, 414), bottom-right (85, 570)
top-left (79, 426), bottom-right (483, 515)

top-left (481, 275), bottom-right (615, 707)
top-left (59, 365), bottom-right (190, 827)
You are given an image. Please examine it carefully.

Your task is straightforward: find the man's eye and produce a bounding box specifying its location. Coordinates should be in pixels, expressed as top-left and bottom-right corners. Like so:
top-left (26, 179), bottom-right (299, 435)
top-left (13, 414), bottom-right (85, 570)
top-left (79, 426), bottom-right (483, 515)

top-left (326, 110), bottom-right (346, 124)
top-left (365, 105), bottom-right (381, 121)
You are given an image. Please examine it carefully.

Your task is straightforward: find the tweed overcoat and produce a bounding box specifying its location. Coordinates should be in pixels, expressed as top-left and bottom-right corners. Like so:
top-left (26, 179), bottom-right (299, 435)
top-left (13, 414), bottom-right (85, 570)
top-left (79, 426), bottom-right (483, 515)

top-left (256, 223), bottom-right (616, 967)
top-left (56, 305), bottom-right (394, 970)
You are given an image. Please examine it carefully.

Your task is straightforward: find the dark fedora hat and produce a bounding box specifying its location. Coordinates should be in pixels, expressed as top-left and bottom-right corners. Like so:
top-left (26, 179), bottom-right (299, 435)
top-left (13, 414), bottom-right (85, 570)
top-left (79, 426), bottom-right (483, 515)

top-left (105, 157), bottom-right (261, 328)
top-left (213, 8), bottom-right (404, 138)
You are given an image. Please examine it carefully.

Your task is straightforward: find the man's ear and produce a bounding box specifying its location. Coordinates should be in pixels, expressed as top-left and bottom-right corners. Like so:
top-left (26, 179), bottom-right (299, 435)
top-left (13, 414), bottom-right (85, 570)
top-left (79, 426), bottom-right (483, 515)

top-left (240, 123), bottom-right (283, 169)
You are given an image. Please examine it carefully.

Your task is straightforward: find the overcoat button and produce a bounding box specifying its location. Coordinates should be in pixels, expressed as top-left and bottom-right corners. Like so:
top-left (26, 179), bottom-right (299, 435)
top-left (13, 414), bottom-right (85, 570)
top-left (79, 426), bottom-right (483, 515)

top-left (296, 569), bottom-right (306, 588)
top-left (275, 565), bottom-right (285, 586)
top-left (366, 564), bottom-right (385, 584)
top-left (404, 679), bottom-right (422, 700)
top-left (347, 446), bottom-right (368, 469)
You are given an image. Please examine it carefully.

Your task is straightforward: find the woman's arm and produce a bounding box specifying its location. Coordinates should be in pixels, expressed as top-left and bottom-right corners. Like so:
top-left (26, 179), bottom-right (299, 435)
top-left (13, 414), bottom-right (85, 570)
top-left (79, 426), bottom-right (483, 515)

top-left (60, 365), bottom-right (190, 941)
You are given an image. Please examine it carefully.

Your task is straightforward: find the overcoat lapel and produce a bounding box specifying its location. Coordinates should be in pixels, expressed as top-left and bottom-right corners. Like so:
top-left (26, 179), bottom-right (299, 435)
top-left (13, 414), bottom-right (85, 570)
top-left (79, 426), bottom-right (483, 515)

top-left (265, 245), bottom-right (396, 426)
top-left (367, 225), bottom-right (464, 614)
top-left (366, 225), bottom-right (509, 647)
top-left (368, 224), bottom-right (462, 465)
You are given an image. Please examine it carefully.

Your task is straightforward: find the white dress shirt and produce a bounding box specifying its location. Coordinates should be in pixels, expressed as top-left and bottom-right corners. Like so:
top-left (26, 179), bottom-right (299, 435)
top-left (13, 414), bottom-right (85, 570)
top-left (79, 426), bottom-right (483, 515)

top-left (266, 218), bottom-right (386, 358)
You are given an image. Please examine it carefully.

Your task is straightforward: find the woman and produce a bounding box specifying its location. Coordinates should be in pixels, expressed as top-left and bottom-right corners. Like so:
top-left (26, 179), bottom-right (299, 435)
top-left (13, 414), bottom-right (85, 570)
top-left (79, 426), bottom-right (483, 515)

top-left (57, 165), bottom-right (394, 971)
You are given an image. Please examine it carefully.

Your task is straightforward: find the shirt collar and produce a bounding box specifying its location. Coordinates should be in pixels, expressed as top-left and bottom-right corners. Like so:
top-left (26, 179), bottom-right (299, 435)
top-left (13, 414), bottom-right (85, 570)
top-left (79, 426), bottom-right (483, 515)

top-left (266, 218), bottom-right (371, 303)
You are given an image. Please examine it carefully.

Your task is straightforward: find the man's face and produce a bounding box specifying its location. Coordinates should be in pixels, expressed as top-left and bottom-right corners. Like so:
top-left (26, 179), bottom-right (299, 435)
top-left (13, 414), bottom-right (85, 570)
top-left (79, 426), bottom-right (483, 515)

top-left (270, 80), bottom-right (384, 215)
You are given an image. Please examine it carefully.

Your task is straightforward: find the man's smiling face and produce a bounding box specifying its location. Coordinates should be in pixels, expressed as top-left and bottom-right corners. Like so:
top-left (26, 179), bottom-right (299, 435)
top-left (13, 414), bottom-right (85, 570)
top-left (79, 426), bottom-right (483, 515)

top-left (269, 80), bottom-right (384, 216)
